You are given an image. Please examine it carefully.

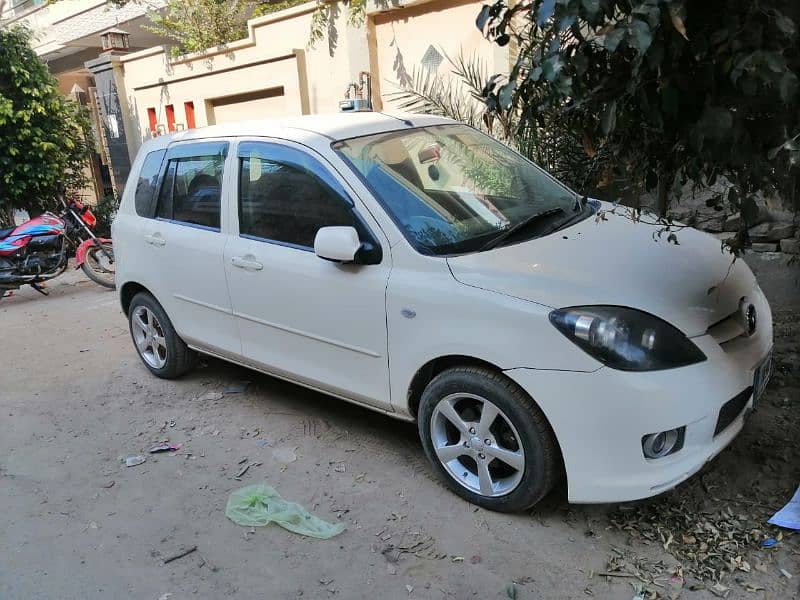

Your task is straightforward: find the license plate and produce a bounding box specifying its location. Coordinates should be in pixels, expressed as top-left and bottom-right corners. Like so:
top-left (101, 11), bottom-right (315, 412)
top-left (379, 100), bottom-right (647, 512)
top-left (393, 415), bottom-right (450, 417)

top-left (752, 352), bottom-right (773, 406)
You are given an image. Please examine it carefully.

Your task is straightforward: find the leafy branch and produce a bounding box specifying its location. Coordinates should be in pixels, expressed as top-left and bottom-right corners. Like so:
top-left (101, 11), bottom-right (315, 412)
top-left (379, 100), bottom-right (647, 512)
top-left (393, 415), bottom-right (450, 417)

top-left (476, 0), bottom-right (800, 241)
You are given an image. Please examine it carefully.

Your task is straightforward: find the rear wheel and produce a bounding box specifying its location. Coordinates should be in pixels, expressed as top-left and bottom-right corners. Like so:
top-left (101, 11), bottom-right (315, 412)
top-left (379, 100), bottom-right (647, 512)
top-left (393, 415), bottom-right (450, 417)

top-left (128, 292), bottom-right (196, 378)
top-left (418, 366), bottom-right (559, 512)
top-left (81, 242), bottom-right (115, 289)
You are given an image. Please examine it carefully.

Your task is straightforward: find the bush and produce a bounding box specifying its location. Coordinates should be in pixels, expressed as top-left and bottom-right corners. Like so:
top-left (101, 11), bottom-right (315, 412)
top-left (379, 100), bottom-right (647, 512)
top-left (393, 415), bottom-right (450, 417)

top-left (478, 0), bottom-right (800, 232)
top-left (0, 26), bottom-right (94, 227)
top-left (92, 193), bottom-right (119, 238)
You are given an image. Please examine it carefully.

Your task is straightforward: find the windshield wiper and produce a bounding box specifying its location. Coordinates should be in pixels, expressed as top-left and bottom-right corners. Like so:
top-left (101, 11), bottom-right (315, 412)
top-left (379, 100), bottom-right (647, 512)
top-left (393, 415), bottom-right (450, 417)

top-left (479, 207), bottom-right (566, 252)
top-left (540, 200), bottom-right (591, 237)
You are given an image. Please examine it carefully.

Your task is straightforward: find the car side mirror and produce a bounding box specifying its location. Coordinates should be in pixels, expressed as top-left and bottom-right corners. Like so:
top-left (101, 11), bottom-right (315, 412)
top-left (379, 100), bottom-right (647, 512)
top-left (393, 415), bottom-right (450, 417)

top-left (314, 226), bottom-right (363, 263)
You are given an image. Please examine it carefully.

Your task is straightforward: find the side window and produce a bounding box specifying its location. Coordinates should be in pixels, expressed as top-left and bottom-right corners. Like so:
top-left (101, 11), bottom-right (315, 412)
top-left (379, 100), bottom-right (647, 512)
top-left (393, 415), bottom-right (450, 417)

top-left (156, 142), bottom-right (227, 230)
top-left (156, 161), bottom-right (177, 221)
top-left (238, 144), bottom-right (356, 248)
top-left (134, 149), bottom-right (166, 217)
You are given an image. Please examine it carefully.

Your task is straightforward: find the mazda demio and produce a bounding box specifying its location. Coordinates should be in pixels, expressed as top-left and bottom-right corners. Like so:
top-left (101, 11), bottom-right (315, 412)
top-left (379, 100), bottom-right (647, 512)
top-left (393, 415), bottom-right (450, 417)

top-left (113, 111), bottom-right (773, 511)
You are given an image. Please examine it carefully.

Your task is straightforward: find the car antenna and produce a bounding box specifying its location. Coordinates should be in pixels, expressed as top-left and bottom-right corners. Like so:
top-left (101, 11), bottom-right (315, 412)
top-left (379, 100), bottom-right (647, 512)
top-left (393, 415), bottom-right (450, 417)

top-left (380, 112), bottom-right (414, 127)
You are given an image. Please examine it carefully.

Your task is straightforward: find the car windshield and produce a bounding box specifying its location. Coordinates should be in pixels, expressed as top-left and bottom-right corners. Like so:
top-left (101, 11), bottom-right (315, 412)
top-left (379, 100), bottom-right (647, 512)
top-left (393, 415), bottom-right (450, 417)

top-left (334, 124), bottom-right (584, 255)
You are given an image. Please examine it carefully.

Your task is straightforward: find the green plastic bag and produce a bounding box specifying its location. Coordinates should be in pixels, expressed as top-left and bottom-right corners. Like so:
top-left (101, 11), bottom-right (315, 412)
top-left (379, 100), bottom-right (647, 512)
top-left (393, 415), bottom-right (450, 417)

top-left (225, 483), bottom-right (345, 539)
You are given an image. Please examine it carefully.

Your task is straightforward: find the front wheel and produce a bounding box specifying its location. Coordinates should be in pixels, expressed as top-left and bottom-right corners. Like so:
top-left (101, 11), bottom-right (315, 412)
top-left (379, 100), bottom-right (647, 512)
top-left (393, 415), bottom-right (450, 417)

top-left (418, 366), bottom-right (560, 512)
top-left (81, 242), bottom-right (115, 289)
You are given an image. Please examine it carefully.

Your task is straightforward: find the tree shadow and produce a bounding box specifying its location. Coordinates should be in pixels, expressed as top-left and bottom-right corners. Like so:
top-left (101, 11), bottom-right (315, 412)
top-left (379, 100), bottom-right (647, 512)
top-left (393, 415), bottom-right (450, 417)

top-left (326, 1), bottom-right (341, 57)
top-left (158, 78), bottom-right (171, 110)
top-left (126, 91), bottom-right (143, 145)
top-left (389, 25), bottom-right (413, 88)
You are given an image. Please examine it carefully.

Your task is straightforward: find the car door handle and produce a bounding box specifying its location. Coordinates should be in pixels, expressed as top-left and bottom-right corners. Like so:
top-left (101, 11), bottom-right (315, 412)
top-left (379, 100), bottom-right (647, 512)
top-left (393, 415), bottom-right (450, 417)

top-left (144, 233), bottom-right (166, 247)
top-left (231, 256), bottom-right (263, 271)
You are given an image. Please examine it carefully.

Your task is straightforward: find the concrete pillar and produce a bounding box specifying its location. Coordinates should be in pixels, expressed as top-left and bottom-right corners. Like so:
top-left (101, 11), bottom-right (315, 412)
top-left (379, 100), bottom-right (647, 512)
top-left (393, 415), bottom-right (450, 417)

top-left (84, 53), bottom-right (135, 195)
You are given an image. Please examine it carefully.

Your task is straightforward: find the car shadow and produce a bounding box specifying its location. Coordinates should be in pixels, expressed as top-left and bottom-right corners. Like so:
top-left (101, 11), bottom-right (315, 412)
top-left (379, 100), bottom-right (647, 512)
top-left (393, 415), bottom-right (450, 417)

top-left (189, 354), bottom-right (576, 515)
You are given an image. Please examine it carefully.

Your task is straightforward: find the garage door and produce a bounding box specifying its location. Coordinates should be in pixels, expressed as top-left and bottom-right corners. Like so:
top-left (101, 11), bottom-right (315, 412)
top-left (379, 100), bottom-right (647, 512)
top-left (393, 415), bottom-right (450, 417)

top-left (207, 87), bottom-right (287, 125)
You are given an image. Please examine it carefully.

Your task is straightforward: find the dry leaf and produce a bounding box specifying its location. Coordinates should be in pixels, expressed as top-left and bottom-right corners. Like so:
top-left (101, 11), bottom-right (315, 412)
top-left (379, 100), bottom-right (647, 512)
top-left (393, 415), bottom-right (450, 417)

top-left (663, 532), bottom-right (674, 551)
top-left (709, 582), bottom-right (729, 598)
top-left (673, 12), bottom-right (691, 39)
top-left (738, 560), bottom-right (750, 573)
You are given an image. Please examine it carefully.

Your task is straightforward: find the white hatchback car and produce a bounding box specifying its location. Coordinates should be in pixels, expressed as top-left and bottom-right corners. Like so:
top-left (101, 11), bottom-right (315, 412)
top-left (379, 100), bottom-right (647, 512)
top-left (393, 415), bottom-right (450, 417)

top-left (114, 111), bottom-right (773, 512)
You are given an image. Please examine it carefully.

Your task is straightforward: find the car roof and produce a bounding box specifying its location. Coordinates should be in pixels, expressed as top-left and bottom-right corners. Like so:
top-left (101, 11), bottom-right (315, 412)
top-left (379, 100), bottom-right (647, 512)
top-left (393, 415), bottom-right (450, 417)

top-left (142, 111), bottom-right (458, 152)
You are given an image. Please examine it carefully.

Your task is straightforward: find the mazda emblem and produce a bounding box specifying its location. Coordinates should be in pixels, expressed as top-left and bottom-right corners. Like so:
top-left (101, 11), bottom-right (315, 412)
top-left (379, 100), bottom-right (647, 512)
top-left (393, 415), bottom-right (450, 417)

top-left (746, 304), bottom-right (757, 336)
top-left (738, 297), bottom-right (757, 337)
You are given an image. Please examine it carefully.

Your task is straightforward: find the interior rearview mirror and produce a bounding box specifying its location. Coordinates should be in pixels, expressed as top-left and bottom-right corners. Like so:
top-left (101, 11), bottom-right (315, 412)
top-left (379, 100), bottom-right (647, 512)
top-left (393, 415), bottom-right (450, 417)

top-left (314, 226), bottom-right (362, 263)
top-left (418, 142), bottom-right (442, 164)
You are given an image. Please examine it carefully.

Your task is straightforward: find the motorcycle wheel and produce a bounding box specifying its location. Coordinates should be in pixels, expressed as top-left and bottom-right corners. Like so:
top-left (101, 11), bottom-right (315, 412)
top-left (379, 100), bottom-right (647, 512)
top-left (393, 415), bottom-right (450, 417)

top-left (81, 242), bottom-right (116, 289)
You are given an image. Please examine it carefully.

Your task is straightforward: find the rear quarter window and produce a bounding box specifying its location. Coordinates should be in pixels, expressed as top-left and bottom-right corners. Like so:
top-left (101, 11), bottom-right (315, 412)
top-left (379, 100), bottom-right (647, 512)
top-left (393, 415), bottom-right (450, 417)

top-left (134, 149), bottom-right (166, 218)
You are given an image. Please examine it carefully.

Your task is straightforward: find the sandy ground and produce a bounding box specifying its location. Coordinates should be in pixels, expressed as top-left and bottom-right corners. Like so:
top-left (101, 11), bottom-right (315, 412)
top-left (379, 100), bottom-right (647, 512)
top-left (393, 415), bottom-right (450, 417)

top-left (0, 255), bottom-right (798, 600)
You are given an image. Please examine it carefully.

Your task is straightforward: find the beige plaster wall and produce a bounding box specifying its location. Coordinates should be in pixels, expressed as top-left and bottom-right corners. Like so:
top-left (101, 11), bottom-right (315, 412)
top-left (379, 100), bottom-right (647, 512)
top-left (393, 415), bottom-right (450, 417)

top-left (120, 3), bottom-right (356, 148)
top-left (118, 0), bottom-right (500, 152)
top-left (369, 0), bottom-right (492, 110)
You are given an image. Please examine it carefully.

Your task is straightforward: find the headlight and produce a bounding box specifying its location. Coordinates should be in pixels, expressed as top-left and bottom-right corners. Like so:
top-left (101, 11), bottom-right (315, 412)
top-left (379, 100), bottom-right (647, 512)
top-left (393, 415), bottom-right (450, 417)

top-left (549, 306), bottom-right (706, 371)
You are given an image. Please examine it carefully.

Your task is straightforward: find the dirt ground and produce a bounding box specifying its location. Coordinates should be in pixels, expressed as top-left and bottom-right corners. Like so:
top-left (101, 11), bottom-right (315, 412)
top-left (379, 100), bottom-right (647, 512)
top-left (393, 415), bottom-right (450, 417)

top-left (1, 255), bottom-right (798, 600)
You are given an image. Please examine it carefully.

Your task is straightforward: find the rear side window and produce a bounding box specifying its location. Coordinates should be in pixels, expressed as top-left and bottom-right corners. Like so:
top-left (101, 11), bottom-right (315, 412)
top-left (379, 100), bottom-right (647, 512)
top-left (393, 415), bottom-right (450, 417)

top-left (134, 149), bottom-right (166, 217)
top-left (238, 142), bottom-right (355, 248)
top-left (156, 142), bottom-right (228, 230)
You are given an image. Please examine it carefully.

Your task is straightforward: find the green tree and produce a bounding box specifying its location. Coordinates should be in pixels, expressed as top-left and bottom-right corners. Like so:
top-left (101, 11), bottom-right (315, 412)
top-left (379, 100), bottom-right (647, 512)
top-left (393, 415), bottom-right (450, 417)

top-left (143, 0), bottom-right (251, 56)
top-left (0, 26), bottom-right (94, 227)
top-left (476, 0), bottom-right (800, 241)
top-left (308, 0), bottom-right (366, 54)
top-left (253, 0), bottom-right (313, 18)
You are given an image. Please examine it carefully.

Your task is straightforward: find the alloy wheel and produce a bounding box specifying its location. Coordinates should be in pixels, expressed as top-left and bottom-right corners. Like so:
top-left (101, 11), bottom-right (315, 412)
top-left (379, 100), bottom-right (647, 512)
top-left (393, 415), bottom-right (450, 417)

top-left (131, 305), bottom-right (168, 369)
top-left (430, 393), bottom-right (525, 497)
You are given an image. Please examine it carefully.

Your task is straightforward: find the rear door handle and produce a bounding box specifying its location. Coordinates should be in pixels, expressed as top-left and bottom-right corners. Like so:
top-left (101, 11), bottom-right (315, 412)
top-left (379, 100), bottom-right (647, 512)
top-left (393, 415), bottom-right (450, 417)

top-left (144, 233), bottom-right (166, 247)
top-left (231, 255), bottom-right (263, 271)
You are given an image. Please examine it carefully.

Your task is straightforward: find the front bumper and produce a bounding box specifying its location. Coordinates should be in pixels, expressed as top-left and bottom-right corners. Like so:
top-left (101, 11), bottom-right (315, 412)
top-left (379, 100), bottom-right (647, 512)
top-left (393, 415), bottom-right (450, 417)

top-left (505, 289), bottom-right (773, 504)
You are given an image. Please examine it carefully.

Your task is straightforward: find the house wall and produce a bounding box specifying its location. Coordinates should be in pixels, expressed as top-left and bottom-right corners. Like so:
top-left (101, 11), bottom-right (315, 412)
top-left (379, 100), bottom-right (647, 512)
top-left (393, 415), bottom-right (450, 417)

top-left (8, 0), bottom-right (170, 203)
top-left (9, 0), bottom-right (166, 57)
top-left (119, 3), bottom-right (352, 146)
top-left (118, 0), bottom-right (499, 154)
top-left (370, 0), bottom-right (493, 110)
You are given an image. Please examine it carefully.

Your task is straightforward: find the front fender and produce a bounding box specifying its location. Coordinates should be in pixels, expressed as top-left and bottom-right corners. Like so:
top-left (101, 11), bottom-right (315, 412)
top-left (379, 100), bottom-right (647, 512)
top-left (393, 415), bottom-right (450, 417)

top-left (74, 238), bottom-right (112, 267)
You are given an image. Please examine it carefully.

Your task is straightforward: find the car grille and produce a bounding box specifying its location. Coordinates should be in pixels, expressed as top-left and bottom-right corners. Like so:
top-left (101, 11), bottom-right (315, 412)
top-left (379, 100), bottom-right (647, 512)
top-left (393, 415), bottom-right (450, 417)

top-left (714, 387), bottom-right (752, 436)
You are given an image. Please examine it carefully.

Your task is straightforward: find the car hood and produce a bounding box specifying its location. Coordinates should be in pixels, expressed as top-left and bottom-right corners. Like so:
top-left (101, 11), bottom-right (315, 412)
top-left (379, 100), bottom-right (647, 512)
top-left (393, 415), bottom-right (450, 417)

top-left (446, 205), bottom-right (756, 337)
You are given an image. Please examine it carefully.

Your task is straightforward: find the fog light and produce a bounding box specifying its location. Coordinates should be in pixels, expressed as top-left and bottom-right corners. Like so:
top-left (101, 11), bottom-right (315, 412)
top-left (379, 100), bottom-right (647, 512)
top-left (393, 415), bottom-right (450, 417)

top-left (642, 427), bottom-right (685, 459)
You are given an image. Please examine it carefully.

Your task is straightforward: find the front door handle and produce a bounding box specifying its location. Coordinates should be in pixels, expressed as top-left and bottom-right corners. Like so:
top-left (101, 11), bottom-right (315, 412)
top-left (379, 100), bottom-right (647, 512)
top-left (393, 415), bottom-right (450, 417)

top-left (231, 255), bottom-right (263, 271)
top-left (144, 233), bottom-right (166, 247)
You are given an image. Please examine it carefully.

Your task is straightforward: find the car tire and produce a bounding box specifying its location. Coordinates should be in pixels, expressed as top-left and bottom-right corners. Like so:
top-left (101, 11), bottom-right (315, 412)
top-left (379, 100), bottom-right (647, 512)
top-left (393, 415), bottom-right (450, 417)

top-left (128, 291), bottom-right (196, 379)
top-left (418, 366), bottom-right (559, 512)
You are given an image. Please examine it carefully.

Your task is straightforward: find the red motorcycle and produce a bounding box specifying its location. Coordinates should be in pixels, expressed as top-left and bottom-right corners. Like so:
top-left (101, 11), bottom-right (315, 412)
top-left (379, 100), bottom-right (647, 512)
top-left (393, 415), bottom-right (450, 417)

top-left (0, 196), bottom-right (114, 300)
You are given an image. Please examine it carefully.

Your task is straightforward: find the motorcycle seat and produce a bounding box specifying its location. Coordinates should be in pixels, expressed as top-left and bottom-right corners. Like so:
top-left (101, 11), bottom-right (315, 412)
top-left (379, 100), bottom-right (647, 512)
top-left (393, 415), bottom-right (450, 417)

top-left (0, 227), bottom-right (15, 240)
